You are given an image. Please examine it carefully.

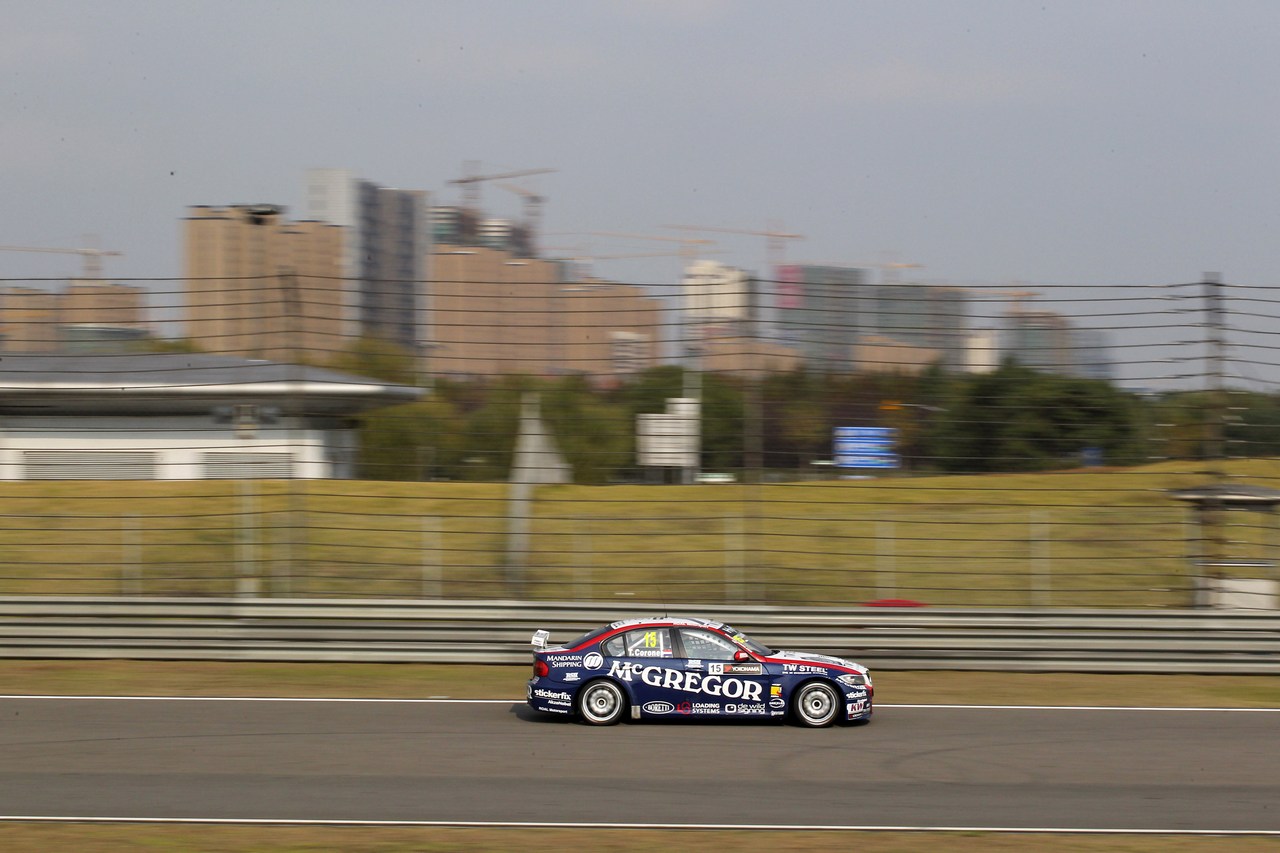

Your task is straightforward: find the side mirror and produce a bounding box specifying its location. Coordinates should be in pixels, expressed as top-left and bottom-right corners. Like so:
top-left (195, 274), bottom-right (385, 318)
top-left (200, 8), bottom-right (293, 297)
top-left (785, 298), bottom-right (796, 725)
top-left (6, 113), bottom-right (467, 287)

top-left (734, 649), bottom-right (752, 662)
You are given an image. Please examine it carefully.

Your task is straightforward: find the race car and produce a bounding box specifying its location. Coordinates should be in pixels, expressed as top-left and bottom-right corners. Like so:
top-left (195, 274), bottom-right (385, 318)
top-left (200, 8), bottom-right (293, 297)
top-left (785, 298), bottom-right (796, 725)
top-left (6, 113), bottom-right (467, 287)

top-left (526, 616), bottom-right (872, 727)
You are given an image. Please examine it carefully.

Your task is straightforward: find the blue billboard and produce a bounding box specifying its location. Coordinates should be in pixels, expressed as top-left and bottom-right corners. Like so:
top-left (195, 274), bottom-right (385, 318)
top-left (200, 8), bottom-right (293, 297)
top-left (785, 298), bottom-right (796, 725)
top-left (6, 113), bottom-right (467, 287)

top-left (834, 426), bottom-right (899, 469)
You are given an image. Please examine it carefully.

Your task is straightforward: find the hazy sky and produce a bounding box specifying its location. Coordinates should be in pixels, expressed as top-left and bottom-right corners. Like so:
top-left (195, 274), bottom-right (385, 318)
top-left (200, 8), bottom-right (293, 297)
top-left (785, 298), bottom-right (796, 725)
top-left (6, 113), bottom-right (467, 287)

top-left (3, 1), bottom-right (1278, 385)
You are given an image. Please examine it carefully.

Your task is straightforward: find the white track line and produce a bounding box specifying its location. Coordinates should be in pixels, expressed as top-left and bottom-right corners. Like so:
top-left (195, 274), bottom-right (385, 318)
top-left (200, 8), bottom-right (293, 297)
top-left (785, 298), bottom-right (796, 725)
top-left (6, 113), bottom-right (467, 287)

top-left (0, 695), bottom-right (514, 703)
top-left (1, 695), bottom-right (1278, 712)
top-left (0, 817), bottom-right (1278, 834)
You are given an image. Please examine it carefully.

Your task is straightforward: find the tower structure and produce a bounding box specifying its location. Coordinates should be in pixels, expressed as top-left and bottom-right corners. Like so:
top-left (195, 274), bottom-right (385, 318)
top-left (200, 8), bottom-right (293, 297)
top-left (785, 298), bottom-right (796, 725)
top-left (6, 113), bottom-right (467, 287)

top-left (305, 169), bottom-right (430, 354)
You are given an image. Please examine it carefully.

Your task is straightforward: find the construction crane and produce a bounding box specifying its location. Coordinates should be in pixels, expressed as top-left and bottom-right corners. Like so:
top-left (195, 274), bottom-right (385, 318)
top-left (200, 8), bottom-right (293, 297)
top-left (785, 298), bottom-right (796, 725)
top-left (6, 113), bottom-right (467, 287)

top-left (495, 182), bottom-right (547, 255)
top-left (447, 165), bottom-right (556, 210)
top-left (878, 261), bottom-right (923, 283)
top-left (547, 247), bottom-right (724, 279)
top-left (662, 223), bottom-right (803, 270)
top-left (0, 243), bottom-right (122, 280)
top-left (586, 231), bottom-right (717, 272)
top-left (940, 285), bottom-right (1040, 315)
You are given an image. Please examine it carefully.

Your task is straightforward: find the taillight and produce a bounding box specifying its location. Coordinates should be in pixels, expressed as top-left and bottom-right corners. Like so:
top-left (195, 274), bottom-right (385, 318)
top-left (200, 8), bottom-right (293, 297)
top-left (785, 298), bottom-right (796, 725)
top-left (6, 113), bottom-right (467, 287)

top-left (534, 658), bottom-right (549, 677)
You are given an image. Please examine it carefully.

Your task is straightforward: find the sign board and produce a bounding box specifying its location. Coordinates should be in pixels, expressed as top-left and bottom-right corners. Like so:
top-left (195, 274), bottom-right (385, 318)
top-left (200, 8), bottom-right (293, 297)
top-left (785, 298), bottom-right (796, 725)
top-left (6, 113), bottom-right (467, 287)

top-left (637, 398), bottom-right (700, 467)
top-left (834, 426), bottom-right (898, 469)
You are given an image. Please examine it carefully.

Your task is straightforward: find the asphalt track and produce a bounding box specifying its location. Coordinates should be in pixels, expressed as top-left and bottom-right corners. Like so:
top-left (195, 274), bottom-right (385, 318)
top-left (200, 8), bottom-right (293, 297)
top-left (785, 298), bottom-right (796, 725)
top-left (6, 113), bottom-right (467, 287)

top-left (1, 697), bottom-right (1278, 832)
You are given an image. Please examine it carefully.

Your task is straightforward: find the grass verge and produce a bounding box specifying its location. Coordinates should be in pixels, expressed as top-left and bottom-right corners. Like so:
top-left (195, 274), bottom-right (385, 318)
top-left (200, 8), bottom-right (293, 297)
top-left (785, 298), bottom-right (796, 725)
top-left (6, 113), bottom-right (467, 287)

top-left (5, 457), bottom-right (1280, 605)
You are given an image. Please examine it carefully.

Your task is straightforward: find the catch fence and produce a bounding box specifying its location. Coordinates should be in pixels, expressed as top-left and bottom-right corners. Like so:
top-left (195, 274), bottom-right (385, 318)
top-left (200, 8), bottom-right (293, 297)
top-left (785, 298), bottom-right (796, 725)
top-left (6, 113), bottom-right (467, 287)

top-left (0, 268), bottom-right (1276, 608)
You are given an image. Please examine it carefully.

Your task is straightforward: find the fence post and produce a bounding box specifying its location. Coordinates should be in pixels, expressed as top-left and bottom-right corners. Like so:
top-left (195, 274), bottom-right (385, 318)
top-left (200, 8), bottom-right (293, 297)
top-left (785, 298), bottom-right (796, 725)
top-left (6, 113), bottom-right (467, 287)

top-left (121, 514), bottom-right (141, 596)
top-left (422, 516), bottom-right (443, 598)
top-left (725, 515), bottom-right (745, 603)
top-left (876, 519), bottom-right (896, 599)
top-left (236, 479), bottom-right (258, 597)
top-left (573, 519), bottom-right (591, 601)
top-left (1031, 511), bottom-right (1051, 606)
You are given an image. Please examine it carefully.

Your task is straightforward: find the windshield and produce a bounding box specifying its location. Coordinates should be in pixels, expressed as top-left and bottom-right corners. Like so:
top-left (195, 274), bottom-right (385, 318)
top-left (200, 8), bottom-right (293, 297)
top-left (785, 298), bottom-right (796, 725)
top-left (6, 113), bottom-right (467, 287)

top-left (720, 624), bottom-right (774, 656)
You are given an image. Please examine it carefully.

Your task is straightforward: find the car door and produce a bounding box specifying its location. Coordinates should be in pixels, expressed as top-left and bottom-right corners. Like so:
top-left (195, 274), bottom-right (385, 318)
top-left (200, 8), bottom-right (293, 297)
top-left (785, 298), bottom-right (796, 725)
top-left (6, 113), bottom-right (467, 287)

top-left (600, 626), bottom-right (683, 716)
top-left (674, 627), bottom-right (773, 718)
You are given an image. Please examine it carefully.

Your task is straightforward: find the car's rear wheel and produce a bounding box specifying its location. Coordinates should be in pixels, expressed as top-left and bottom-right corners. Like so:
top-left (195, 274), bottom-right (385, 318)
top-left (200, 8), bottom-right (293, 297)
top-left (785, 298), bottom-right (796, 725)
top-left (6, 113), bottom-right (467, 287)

top-left (578, 679), bottom-right (626, 726)
top-left (793, 681), bottom-right (840, 727)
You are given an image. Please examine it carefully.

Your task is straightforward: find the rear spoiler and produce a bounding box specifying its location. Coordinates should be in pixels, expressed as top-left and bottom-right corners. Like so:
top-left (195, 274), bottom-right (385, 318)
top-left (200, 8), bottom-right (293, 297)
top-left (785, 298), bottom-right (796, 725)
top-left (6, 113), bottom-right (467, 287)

top-left (531, 629), bottom-right (550, 651)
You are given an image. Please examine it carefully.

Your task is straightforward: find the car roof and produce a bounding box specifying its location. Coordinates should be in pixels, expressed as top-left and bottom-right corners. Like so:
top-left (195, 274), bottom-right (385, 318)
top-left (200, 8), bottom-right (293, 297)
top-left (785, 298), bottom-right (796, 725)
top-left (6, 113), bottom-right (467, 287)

top-left (606, 616), bottom-right (728, 631)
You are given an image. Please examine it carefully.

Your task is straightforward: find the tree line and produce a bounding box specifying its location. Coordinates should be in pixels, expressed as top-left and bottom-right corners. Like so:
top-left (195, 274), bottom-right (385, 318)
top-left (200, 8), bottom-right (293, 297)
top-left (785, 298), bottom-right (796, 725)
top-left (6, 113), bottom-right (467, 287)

top-left (343, 340), bottom-right (1277, 483)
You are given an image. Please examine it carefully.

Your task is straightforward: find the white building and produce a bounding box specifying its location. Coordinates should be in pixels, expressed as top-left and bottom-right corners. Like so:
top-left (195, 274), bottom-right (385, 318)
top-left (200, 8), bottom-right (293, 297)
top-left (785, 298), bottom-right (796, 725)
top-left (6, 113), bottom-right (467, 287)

top-left (682, 260), bottom-right (750, 324)
top-left (0, 354), bottom-right (419, 480)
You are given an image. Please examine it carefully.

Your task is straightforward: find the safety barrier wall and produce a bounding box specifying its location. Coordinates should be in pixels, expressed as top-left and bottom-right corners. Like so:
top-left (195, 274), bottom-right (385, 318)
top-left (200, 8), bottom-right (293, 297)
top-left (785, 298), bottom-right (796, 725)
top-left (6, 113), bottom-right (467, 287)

top-left (1, 598), bottom-right (1278, 673)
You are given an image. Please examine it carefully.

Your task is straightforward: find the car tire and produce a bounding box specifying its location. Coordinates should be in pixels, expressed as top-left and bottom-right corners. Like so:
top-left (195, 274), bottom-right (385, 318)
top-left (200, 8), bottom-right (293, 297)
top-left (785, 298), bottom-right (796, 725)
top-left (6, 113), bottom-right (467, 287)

top-left (792, 681), bottom-right (840, 728)
top-left (578, 679), bottom-right (626, 726)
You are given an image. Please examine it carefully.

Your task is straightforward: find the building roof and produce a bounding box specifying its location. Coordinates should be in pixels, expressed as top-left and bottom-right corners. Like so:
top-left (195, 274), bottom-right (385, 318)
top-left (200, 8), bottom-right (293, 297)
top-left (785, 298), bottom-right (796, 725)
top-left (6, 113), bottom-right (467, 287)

top-left (0, 353), bottom-right (421, 416)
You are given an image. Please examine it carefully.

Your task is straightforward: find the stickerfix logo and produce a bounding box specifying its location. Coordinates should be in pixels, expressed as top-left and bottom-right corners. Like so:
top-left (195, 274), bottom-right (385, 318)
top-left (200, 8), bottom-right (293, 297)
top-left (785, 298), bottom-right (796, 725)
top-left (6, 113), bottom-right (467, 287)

top-left (845, 687), bottom-right (868, 700)
top-left (583, 652), bottom-right (604, 670)
top-left (642, 701), bottom-right (675, 715)
top-left (533, 688), bottom-right (571, 701)
top-left (607, 661), bottom-right (764, 701)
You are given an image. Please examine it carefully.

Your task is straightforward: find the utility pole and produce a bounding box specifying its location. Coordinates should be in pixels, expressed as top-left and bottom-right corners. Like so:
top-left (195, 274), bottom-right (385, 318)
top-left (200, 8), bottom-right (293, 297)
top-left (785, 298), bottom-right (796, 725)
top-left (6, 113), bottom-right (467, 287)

top-left (1201, 272), bottom-right (1226, 607)
top-left (1204, 272), bottom-right (1225, 472)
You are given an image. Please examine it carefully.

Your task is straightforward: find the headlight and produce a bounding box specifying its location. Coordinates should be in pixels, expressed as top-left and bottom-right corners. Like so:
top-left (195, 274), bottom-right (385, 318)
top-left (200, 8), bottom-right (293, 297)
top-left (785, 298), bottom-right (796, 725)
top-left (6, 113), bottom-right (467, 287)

top-left (837, 673), bottom-right (867, 687)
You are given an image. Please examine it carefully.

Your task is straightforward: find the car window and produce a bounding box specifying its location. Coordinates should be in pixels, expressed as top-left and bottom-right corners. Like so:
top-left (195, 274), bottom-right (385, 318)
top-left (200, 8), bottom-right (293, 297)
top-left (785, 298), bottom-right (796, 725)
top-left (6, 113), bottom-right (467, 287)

top-left (678, 628), bottom-right (739, 661)
top-left (601, 633), bottom-right (626, 657)
top-left (619, 627), bottom-right (673, 658)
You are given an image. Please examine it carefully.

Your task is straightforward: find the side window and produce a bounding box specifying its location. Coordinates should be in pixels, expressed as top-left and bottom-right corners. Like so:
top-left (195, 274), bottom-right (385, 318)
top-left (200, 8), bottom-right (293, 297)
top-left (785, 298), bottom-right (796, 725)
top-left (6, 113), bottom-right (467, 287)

top-left (620, 628), bottom-right (673, 658)
top-left (601, 634), bottom-right (626, 658)
top-left (679, 628), bottom-right (739, 661)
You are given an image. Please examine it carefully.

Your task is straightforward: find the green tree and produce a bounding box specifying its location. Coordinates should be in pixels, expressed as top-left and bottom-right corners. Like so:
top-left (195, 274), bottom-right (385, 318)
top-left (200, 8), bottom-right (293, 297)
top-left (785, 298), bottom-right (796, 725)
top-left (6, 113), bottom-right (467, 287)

top-left (930, 361), bottom-right (1143, 473)
top-left (542, 376), bottom-right (633, 484)
top-left (458, 378), bottom-right (525, 480)
top-left (357, 396), bottom-right (467, 481)
top-left (328, 337), bottom-right (419, 386)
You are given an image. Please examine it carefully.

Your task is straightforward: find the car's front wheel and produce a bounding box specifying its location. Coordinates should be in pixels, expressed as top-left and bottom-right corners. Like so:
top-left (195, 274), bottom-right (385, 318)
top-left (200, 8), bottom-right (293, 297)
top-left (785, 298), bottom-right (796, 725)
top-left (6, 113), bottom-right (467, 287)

top-left (578, 679), bottom-right (626, 726)
top-left (792, 681), bottom-right (840, 727)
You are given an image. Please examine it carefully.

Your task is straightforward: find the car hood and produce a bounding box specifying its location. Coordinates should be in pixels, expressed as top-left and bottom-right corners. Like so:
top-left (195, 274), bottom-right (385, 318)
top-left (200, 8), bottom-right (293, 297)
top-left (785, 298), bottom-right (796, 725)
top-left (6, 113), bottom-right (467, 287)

top-left (769, 649), bottom-right (868, 674)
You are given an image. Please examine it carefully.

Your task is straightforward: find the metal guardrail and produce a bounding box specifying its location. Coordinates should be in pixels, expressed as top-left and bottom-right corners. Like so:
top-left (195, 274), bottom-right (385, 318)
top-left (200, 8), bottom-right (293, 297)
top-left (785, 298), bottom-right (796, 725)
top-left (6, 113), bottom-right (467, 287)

top-left (1, 597), bottom-right (1278, 673)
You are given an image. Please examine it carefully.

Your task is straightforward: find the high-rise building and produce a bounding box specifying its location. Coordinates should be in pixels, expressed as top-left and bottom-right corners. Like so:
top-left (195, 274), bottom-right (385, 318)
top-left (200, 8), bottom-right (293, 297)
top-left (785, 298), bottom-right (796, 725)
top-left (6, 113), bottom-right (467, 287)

top-left (870, 283), bottom-right (969, 371)
top-left (774, 264), bottom-right (970, 374)
top-left (305, 169), bottom-right (430, 353)
top-left (430, 244), bottom-right (661, 384)
top-left (774, 264), bottom-right (868, 372)
top-left (682, 259), bottom-right (753, 368)
top-left (683, 260), bottom-right (750, 324)
top-left (1, 281), bottom-right (149, 353)
top-left (1002, 310), bottom-right (1113, 381)
top-left (184, 204), bottom-right (345, 361)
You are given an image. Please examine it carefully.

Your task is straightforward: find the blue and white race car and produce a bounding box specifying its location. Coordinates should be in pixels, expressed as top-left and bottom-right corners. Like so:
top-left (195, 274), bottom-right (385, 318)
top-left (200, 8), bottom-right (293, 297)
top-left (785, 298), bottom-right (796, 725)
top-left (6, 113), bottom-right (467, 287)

top-left (526, 616), bottom-right (872, 727)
